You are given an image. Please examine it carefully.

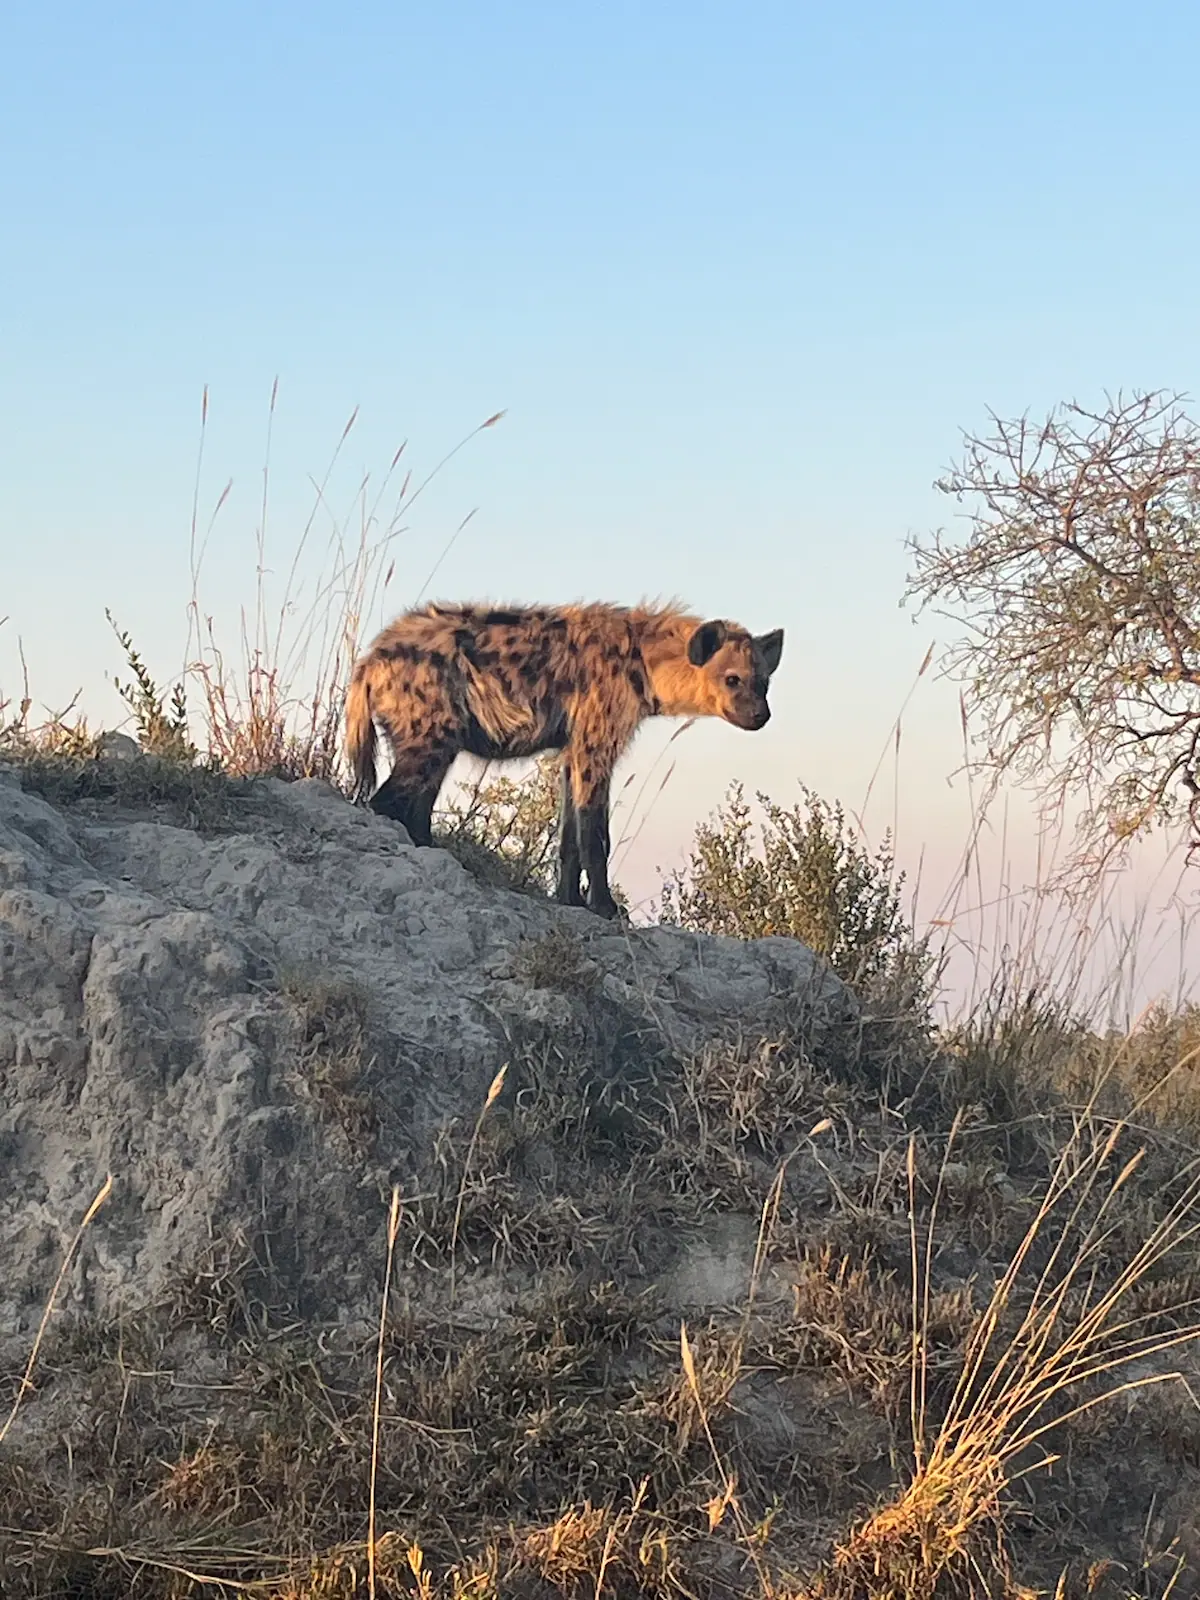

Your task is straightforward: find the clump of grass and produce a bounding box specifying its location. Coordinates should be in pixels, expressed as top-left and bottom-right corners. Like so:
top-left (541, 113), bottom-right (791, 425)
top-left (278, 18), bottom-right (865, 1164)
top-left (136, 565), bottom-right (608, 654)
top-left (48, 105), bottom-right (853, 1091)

top-left (9, 740), bottom-right (252, 829)
top-left (185, 385), bottom-right (505, 785)
top-left (763, 1244), bottom-right (974, 1420)
top-left (1106, 1001), bottom-right (1200, 1134)
top-left (256, 1496), bottom-right (682, 1600)
top-left (651, 1027), bottom-right (866, 1211)
top-left (0, 671), bottom-right (98, 768)
top-left (8, 739), bottom-right (253, 831)
top-left (282, 971), bottom-right (382, 1150)
top-left (399, 1058), bottom-right (667, 1277)
top-left (1, 612), bottom-right (258, 831)
top-left (646, 1321), bottom-right (746, 1449)
top-left (510, 926), bottom-right (602, 996)
top-left (935, 973), bottom-right (1088, 1139)
top-left (802, 1112), bottom-right (1200, 1600)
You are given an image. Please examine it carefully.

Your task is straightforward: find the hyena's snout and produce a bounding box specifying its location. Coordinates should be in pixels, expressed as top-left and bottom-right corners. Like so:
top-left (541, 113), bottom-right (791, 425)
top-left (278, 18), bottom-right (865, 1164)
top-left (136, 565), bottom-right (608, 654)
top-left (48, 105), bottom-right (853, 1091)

top-left (728, 693), bottom-right (771, 731)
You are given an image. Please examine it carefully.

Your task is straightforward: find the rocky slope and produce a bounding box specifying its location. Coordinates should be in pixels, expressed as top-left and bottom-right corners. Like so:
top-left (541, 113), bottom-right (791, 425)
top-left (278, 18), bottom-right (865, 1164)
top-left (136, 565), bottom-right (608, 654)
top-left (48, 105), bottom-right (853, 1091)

top-left (1, 756), bottom-right (1198, 1600)
top-left (0, 764), bottom-right (848, 1343)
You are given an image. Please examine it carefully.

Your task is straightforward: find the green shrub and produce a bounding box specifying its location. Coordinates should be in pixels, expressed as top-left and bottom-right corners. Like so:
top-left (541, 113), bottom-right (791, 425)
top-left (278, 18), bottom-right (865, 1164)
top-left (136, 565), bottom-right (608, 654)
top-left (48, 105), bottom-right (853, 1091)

top-left (106, 610), bottom-right (198, 764)
top-left (436, 755), bottom-right (563, 895)
top-left (659, 781), bottom-right (935, 1001)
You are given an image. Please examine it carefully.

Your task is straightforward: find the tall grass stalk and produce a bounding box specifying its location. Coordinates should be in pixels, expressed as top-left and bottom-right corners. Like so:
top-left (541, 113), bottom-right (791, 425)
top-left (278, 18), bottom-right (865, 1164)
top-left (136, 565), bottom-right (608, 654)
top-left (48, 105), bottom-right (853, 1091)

top-left (369, 1185), bottom-right (403, 1600)
top-left (0, 1174), bottom-right (113, 1449)
top-left (847, 1101), bottom-right (1200, 1593)
top-left (184, 384), bottom-right (503, 783)
top-left (448, 1064), bottom-right (508, 1308)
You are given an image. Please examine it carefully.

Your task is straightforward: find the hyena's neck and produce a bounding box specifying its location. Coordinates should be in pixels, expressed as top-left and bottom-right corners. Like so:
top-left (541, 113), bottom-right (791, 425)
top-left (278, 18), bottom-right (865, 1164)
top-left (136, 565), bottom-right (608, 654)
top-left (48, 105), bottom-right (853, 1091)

top-left (632, 609), bottom-right (705, 719)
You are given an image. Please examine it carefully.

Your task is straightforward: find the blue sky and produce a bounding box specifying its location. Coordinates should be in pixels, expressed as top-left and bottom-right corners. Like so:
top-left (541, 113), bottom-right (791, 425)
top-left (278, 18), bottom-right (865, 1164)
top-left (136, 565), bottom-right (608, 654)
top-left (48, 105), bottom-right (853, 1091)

top-left (4, 1), bottom-right (1200, 977)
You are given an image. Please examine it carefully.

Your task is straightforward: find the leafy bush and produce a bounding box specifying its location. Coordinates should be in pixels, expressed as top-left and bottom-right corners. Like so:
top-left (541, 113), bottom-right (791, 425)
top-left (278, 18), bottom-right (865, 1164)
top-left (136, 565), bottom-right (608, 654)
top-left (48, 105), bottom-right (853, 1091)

top-left (436, 755), bottom-right (563, 895)
top-left (659, 781), bottom-right (934, 1000)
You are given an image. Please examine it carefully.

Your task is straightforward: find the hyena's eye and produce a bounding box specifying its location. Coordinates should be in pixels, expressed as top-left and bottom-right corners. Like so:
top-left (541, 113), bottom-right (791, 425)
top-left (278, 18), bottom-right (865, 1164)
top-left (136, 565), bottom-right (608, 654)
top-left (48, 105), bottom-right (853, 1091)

top-left (724, 674), bottom-right (742, 689)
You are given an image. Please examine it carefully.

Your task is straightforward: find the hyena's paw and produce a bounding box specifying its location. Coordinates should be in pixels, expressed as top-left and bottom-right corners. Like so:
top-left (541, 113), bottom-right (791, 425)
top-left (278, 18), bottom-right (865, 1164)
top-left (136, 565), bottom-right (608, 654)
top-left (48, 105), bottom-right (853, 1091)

top-left (588, 894), bottom-right (629, 924)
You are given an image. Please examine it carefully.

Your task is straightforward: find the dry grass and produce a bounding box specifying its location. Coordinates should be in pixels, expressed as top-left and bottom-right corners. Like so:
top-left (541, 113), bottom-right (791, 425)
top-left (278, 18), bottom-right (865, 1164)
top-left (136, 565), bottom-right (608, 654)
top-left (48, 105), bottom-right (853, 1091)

top-left (0, 1175), bottom-right (113, 1453)
top-left (3, 394), bottom-right (507, 809)
top-left (282, 972), bottom-right (383, 1151)
top-left (801, 1108), bottom-right (1200, 1600)
top-left (4, 963), bottom-right (1200, 1600)
top-left (184, 386), bottom-right (505, 786)
top-left (0, 629), bottom-right (259, 831)
top-left (509, 927), bottom-right (603, 996)
top-left (7, 684), bottom-right (1200, 1598)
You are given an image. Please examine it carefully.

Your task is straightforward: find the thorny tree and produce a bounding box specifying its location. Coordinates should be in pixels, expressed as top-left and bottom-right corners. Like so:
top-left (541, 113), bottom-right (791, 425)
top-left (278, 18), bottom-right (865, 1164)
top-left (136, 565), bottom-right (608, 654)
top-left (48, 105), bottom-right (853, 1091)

top-left (906, 390), bottom-right (1200, 885)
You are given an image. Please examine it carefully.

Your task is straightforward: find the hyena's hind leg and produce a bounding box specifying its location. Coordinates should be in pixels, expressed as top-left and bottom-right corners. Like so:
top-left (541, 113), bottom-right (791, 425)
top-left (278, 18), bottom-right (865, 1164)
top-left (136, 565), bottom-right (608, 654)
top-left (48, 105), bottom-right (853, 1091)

top-left (369, 745), bottom-right (454, 848)
top-left (556, 760), bottom-right (585, 908)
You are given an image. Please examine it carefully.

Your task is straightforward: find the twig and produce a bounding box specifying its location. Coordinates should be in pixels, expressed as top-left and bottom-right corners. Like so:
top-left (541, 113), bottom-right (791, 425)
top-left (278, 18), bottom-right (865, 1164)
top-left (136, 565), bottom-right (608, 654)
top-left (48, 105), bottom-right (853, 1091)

top-left (0, 1174), bottom-right (113, 1448)
top-left (369, 1185), bottom-right (404, 1600)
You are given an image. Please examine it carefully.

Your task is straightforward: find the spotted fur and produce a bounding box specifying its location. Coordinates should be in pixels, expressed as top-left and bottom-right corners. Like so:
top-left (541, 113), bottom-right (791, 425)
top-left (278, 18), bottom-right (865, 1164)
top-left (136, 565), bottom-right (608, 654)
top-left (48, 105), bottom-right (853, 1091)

top-left (345, 601), bottom-right (784, 918)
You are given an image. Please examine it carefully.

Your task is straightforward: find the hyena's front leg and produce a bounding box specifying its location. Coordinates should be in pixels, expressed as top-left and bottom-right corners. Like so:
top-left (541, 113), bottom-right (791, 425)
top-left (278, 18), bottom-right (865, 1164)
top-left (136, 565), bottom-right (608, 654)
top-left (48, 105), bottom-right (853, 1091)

top-left (556, 760), bottom-right (586, 907)
top-left (570, 765), bottom-right (619, 921)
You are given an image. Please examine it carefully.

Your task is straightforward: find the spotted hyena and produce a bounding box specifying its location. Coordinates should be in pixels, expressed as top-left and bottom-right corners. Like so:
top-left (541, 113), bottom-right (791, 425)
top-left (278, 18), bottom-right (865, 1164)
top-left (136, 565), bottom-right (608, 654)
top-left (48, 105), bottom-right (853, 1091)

top-left (344, 601), bottom-right (784, 919)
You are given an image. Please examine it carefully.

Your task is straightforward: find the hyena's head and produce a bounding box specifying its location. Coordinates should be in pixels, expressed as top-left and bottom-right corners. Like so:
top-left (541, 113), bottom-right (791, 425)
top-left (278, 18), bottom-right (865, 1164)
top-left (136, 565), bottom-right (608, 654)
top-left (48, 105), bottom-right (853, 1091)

top-left (687, 620), bottom-right (784, 730)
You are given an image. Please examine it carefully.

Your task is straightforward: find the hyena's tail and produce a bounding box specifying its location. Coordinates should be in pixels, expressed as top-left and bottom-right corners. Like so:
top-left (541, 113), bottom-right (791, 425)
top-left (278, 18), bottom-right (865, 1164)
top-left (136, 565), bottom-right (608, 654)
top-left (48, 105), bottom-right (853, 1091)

top-left (344, 662), bottom-right (378, 805)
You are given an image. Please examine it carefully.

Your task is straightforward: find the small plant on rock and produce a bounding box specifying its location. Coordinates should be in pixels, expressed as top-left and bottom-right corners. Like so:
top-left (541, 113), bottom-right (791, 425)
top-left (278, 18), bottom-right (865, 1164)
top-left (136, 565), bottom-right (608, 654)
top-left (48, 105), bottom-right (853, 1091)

top-left (436, 755), bottom-right (563, 894)
top-left (434, 755), bottom-right (626, 913)
top-left (107, 610), bottom-right (198, 764)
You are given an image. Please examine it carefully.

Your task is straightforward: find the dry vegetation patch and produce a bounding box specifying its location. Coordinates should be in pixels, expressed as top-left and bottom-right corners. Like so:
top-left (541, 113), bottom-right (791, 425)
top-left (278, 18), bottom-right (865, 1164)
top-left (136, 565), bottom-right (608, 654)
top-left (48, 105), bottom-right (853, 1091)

top-left (4, 956), bottom-right (1200, 1600)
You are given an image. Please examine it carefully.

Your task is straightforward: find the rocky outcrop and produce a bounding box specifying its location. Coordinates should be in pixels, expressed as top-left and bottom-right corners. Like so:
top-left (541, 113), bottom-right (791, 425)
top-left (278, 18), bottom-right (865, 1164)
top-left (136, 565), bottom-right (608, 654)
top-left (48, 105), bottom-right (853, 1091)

top-left (0, 766), bottom-right (849, 1344)
top-left (4, 762), bottom-right (1199, 1600)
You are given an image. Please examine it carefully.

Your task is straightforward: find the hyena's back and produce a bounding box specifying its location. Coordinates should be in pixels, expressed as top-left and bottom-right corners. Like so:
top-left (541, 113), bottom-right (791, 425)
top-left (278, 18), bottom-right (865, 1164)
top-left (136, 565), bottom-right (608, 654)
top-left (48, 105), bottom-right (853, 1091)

top-left (345, 602), bottom-right (652, 800)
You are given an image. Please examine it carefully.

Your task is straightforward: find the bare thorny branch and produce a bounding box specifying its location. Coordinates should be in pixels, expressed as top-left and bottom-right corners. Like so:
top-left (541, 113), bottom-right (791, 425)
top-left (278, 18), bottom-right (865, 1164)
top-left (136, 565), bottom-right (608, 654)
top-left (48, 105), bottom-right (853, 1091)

top-left (906, 389), bottom-right (1200, 889)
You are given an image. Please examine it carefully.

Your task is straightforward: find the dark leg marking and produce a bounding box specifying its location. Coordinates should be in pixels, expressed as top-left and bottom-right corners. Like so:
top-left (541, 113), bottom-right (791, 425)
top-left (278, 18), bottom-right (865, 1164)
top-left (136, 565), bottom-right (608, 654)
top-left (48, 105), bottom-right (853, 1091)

top-left (556, 762), bottom-right (585, 907)
top-left (577, 781), bottom-right (619, 920)
top-left (405, 785), bottom-right (441, 849)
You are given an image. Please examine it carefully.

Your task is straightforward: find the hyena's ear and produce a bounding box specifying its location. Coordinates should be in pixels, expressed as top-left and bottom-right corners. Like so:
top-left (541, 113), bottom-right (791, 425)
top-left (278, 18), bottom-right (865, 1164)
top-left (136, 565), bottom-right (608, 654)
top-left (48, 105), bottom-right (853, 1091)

top-left (687, 619), bottom-right (728, 667)
top-left (754, 629), bottom-right (784, 676)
